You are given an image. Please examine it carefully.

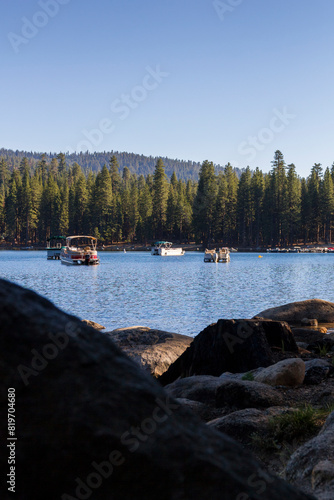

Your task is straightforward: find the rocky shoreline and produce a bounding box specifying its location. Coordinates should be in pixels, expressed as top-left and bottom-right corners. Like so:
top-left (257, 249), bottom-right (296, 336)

top-left (1, 280), bottom-right (334, 499)
top-left (105, 300), bottom-right (334, 499)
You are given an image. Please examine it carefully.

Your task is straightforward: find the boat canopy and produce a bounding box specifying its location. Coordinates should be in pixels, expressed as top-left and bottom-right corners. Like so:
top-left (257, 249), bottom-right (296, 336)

top-left (152, 241), bottom-right (173, 245)
top-left (46, 235), bottom-right (66, 241)
top-left (66, 235), bottom-right (98, 246)
top-left (66, 235), bottom-right (98, 241)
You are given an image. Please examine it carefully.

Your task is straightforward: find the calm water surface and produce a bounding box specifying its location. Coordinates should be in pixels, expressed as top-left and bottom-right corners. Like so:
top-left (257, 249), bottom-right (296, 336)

top-left (1, 251), bottom-right (334, 336)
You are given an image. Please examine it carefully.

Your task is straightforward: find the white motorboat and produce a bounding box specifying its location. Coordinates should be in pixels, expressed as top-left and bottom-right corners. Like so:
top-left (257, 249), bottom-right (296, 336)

top-left (60, 235), bottom-right (100, 265)
top-left (151, 241), bottom-right (185, 256)
top-left (204, 247), bottom-right (230, 263)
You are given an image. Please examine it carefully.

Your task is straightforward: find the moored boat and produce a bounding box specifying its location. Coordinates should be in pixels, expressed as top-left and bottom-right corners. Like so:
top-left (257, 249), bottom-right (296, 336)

top-left (46, 235), bottom-right (66, 260)
top-left (151, 241), bottom-right (185, 256)
top-left (288, 247), bottom-right (301, 253)
top-left (204, 247), bottom-right (230, 263)
top-left (60, 235), bottom-right (100, 265)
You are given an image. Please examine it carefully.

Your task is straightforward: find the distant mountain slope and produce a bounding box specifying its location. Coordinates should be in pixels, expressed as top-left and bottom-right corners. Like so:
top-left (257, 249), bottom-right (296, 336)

top-left (0, 148), bottom-right (242, 181)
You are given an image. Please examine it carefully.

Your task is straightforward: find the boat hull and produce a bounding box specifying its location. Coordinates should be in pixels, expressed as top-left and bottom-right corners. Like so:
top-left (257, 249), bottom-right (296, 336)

top-left (60, 250), bottom-right (100, 265)
top-left (47, 248), bottom-right (62, 260)
top-left (151, 248), bottom-right (185, 256)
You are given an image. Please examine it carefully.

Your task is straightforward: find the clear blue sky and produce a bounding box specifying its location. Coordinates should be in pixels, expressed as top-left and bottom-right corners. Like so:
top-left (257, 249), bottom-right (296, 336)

top-left (1, 0), bottom-right (333, 178)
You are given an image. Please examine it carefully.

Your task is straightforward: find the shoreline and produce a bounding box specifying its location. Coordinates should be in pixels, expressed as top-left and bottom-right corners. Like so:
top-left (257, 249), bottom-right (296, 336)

top-left (1, 242), bottom-right (334, 252)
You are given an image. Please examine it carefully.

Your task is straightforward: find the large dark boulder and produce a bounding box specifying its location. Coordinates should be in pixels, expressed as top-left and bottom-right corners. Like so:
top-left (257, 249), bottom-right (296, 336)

top-left (159, 319), bottom-right (297, 386)
top-left (215, 379), bottom-right (285, 409)
top-left (291, 328), bottom-right (327, 345)
top-left (260, 320), bottom-right (299, 351)
top-left (254, 299), bottom-right (334, 324)
top-left (306, 335), bottom-right (334, 354)
top-left (208, 407), bottom-right (289, 446)
top-left (165, 375), bottom-right (224, 404)
top-left (0, 279), bottom-right (314, 500)
top-left (105, 326), bottom-right (192, 377)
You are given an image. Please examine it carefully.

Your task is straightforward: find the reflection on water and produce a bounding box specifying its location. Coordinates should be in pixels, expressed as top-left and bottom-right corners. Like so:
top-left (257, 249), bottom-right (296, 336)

top-left (1, 251), bottom-right (334, 336)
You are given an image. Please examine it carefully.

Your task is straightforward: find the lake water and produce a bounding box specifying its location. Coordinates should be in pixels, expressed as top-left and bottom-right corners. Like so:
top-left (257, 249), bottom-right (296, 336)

top-left (1, 250), bottom-right (334, 337)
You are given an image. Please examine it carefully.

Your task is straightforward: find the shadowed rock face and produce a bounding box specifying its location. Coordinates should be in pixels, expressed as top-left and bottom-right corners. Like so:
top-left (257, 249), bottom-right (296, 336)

top-left (0, 280), bottom-right (314, 500)
top-left (208, 407), bottom-right (290, 446)
top-left (105, 326), bottom-right (192, 377)
top-left (286, 411), bottom-right (334, 498)
top-left (254, 299), bottom-right (334, 324)
top-left (158, 319), bottom-right (297, 386)
top-left (215, 380), bottom-right (285, 409)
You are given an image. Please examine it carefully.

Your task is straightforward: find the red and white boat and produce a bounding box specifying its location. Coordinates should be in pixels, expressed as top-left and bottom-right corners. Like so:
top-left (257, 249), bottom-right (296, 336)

top-left (60, 236), bottom-right (100, 265)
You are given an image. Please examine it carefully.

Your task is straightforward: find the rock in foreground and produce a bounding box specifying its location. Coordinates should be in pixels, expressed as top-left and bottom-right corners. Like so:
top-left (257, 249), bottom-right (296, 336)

top-left (286, 411), bottom-right (334, 499)
top-left (215, 379), bottom-right (285, 409)
top-left (254, 299), bottom-right (334, 324)
top-left (0, 279), bottom-right (314, 500)
top-left (82, 319), bottom-right (106, 329)
top-left (106, 326), bottom-right (192, 377)
top-left (159, 319), bottom-right (297, 386)
top-left (254, 358), bottom-right (305, 387)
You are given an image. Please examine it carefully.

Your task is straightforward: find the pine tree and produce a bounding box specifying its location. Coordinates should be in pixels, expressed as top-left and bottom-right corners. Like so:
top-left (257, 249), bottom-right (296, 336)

top-left (58, 181), bottom-right (69, 236)
top-left (236, 167), bottom-right (253, 247)
top-left (57, 153), bottom-right (67, 176)
top-left (122, 166), bottom-right (132, 190)
top-left (5, 171), bottom-right (22, 241)
top-left (269, 150), bottom-right (288, 245)
top-left (121, 185), bottom-right (131, 241)
top-left (224, 163), bottom-right (239, 245)
top-left (38, 174), bottom-right (61, 240)
top-left (176, 179), bottom-right (192, 241)
top-left (300, 178), bottom-right (309, 244)
top-left (137, 181), bottom-right (153, 242)
top-left (109, 155), bottom-right (122, 194)
top-left (20, 163), bottom-right (32, 244)
top-left (93, 164), bottom-right (112, 240)
top-left (186, 179), bottom-right (196, 207)
top-left (286, 164), bottom-right (301, 245)
top-left (37, 154), bottom-right (48, 186)
top-left (74, 171), bottom-right (88, 234)
top-left (166, 183), bottom-right (178, 235)
top-left (214, 172), bottom-right (227, 242)
top-left (307, 163), bottom-right (323, 242)
top-left (251, 167), bottom-right (264, 247)
top-left (0, 189), bottom-right (4, 236)
top-left (129, 182), bottom-right (139, 241)
top-left (50, 158), bottom-right (59, 177)
top-left (152, 159), bottom-right (168, 239)
top-left (321, 167), bottom-right (334, 243)
top-left (29, 173), bottom-right (42, 243)
top-left (0, 158), bottom-right (9, 192)
top-left (193, 160), bottom-right (217, 245)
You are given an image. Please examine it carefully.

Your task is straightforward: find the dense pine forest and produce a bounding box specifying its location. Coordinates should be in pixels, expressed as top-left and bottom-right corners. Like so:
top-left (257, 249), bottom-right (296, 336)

top-left (0, 148), bottom-right (235, 181)
top-left (0, 149), bottom-right (333, 247)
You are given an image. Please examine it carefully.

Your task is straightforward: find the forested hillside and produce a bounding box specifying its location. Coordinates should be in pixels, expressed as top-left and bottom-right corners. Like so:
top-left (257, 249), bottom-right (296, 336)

top-left (0, 150), bottom-right (333, 247)
top-left (0, 148), bottom-right (234, 181)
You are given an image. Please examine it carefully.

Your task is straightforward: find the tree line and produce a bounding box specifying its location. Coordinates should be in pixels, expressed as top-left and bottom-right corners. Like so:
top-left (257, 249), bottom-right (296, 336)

top-left (1, 147), bottom-right (238, 181)
top-left (0, 150), bottom-right (333, 247)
